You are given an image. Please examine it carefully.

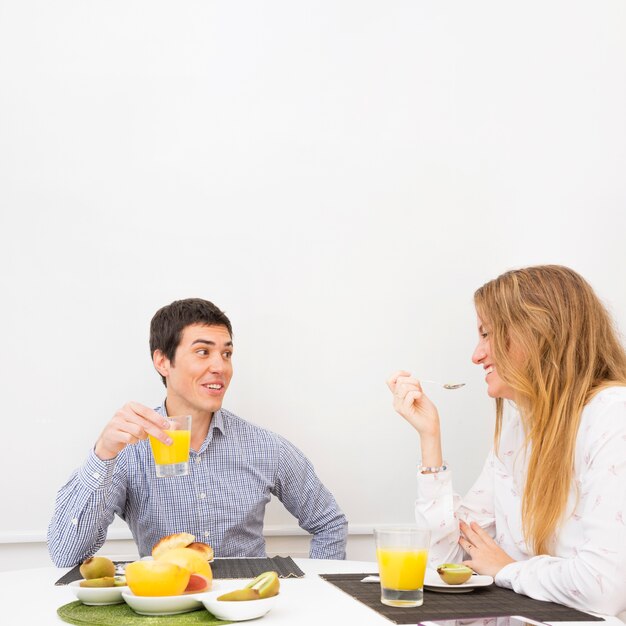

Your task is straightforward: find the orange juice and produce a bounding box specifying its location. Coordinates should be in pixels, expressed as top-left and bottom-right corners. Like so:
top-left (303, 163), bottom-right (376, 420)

top-left (376, 548), bottom-right (428, 590)
top-left (149, 429), bottom-right (191, 465)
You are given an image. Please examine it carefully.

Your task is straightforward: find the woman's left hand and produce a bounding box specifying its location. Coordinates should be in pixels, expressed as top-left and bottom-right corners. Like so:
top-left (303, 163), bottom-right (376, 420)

top-left (458, 520), bottom-right (516, 578)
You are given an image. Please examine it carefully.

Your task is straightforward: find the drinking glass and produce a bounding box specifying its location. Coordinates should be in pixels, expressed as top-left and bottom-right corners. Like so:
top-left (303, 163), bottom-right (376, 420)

top-left (374, 525), bottom-right (430, 607)
top-left (149, 415), bottom-right (192, 477)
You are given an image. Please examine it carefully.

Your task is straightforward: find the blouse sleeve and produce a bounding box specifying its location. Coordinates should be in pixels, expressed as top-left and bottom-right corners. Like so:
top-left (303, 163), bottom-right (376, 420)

top-left (495, 398), bottom-right (626, 616)
top-left (416, 450), bottom-right (497, 566)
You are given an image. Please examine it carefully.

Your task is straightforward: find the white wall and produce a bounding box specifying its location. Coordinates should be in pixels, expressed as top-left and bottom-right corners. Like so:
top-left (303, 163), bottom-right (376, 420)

top-left (1, 1), bottom-right (625, 570)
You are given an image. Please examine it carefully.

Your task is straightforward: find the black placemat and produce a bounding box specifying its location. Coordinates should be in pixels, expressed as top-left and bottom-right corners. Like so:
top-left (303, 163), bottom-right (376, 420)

top-left (211, 557), bottom-right (305, 579)
top-left (320, 573), bottom-right (604, 625)
top-left (55, 557), bottom-right (304, 585)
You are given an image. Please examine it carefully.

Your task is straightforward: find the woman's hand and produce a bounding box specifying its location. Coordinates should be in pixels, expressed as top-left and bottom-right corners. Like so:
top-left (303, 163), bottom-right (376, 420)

top-left (458, 520), bottom-right (515, 578)
top-left (386, 370), bottom-right (441, 438)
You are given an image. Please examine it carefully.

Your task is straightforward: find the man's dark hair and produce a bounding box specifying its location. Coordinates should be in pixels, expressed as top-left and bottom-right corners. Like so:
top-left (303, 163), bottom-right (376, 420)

top-left (150, 298), bottom-right (233, 386)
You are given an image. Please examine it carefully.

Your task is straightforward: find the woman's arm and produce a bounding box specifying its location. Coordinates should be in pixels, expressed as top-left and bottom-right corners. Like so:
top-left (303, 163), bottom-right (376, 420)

top-left (387, 370), bottom-right (509, 566)
top-left (416, 450), bottom-right (499, 566)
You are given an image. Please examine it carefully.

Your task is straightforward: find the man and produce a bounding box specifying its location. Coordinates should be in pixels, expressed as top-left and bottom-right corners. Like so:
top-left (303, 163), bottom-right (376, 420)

top-left (48, 298), bottom-right (348, 566)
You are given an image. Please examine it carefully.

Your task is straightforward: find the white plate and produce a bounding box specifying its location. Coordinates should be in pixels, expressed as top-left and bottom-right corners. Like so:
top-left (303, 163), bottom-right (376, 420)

top-left (122, 590), bottom-right (212, 616)
top-left (69, 580), bottom-right (129, 605)
top-left (198, 590), bottom-right (278, 622)
top-left (424, 569), bottom-right (493, 593)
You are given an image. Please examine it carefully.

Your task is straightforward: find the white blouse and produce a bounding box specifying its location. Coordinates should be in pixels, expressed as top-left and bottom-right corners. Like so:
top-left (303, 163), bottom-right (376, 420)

top-left (416, 386), bottom-right (626, 617)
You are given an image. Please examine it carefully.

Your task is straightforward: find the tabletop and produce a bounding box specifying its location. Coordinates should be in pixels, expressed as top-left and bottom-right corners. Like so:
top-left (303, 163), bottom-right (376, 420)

top-left (0, 558), bottom-right (621, 626)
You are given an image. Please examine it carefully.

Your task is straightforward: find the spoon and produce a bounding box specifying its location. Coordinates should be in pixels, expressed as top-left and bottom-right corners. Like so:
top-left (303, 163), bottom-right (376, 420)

top-left (420, 379), bottom-right (466, 390)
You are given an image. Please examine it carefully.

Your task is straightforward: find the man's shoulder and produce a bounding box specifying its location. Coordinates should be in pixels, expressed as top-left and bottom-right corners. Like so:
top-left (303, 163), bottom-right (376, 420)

top-left (219, 408), bottom-right (283, 441)
top-left (218, 409), bottom-right (313, 462)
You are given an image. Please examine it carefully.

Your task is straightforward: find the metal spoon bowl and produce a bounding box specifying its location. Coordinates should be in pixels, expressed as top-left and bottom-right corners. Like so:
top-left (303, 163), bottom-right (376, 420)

top-left (420, 379), bottom-right (466, 390)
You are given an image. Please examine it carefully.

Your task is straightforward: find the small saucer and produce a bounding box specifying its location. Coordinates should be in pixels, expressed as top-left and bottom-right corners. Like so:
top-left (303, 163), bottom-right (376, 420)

top-left (424, 570), bottom-right (493, 593)
top-left (69, 580), bottom-right (128, 605)
top-left (199, 590), bottom-right (278, 621)
top-left (122, 590), bottom-right (211, 615)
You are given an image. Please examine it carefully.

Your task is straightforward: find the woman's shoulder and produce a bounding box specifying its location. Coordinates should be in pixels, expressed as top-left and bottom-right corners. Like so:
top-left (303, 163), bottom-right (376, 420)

top-left (585, 384), bottom-right (626, 412)
top-left (579, 385), bottom-right (626, 441)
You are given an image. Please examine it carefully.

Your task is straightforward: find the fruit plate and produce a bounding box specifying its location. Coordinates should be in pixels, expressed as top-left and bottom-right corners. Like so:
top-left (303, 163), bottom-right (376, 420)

top-left (424, 569), bottom-right (493, 593)
top-left (69, 580), bottom-right (129, 605)
top-left (122, 590), bottom-right (213, 616)
top-left (198, 590), bottom-right (278, 621)
top-left (139, 555), bottom-right (215, 564)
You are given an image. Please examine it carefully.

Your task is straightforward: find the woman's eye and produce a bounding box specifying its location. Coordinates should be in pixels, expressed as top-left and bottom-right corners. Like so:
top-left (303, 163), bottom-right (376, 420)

top-left (223, 351), bottom-right (233, 359)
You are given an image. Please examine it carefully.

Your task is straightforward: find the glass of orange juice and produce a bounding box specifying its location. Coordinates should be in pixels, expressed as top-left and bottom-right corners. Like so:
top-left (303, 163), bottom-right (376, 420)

top-left (149, 415), bottom-right (192, 478)
top-left (374, 526), bottom-right (430, 607)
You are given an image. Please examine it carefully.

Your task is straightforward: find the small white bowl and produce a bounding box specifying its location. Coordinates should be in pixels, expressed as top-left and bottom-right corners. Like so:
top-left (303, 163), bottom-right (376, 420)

top-left (122, 590), bottom-right (207, 616)
top-left (69, 580), bottom-right (128, 605)
top-left (199, 591), bottom-right (278, 621)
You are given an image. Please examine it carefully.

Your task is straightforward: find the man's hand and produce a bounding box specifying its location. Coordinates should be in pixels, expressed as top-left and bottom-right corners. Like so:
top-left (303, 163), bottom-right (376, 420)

top-left (458, 520), bottom-right (515, 578)
top-left (94, 402), bottom-right (172, 460)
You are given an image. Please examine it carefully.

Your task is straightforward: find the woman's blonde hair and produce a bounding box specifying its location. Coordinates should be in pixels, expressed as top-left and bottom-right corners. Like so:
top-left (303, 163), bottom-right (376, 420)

top-left (474, 265), bottom-right (626, 555)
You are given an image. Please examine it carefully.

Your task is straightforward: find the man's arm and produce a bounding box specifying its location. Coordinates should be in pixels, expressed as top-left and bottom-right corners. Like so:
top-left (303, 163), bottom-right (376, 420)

top-left (47, 449), bottom-right (128, 567)
top-left (48, 401), bottom-right (170, 567)
top-left (272, 437), bottom-right (348, 559)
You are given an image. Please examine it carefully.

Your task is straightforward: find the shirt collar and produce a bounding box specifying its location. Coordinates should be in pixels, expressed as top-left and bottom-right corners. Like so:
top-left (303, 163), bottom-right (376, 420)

top-left (156, 401), bottom-right (227, 451)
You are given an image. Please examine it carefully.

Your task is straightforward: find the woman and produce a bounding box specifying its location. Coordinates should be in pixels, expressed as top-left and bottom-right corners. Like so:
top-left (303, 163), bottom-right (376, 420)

top-left (387, 265), bottom-right (626, 616)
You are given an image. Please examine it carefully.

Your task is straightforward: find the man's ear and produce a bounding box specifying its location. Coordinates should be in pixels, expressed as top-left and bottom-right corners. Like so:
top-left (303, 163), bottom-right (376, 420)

top-left (153, 350), bottom-right (170, 378)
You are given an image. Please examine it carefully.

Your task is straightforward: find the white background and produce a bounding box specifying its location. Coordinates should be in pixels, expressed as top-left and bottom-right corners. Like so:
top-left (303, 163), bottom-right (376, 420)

top-left (1, 0), bottom-right (625, 565)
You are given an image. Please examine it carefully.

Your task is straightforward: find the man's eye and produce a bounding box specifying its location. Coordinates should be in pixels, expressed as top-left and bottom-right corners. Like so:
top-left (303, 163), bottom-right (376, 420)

top-left (196, 349), bottom-right (209, 356)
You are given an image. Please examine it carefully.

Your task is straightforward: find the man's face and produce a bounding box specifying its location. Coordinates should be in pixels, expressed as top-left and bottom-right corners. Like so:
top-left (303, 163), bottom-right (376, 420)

top-left (153, 323), bottom-right (233, 417)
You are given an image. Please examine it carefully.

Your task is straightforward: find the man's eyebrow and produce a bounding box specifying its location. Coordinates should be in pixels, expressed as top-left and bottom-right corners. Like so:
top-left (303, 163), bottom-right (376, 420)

top-left (191, 339), bottom-right (234, 347)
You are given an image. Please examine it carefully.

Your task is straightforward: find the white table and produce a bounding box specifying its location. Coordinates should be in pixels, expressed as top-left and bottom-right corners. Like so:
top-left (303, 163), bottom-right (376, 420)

top-left (0, 559), bottom-right (620, 625)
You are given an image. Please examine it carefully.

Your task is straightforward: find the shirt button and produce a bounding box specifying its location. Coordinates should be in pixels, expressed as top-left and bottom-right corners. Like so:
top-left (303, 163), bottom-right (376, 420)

top-left (71, 518), bottom-right (78, 525)
top-left (92, 472), bottom-right (100, 479)
top-left (199, 493), bottom-right (206, 499)
top-left (195, 457), bottom-right (201, 464)
top-left (204, 531), bottom-right (209, 537)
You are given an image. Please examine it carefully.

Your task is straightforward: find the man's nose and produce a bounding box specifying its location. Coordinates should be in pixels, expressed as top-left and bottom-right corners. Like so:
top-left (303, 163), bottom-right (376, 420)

top-left (209, 356), bottom-right (225, 372)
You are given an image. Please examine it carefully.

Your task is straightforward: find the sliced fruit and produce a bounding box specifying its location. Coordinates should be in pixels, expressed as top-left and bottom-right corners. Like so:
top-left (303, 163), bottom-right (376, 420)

top-left (152, 532), bottom-right (196, 559)
top-left (156, 547), bottom-right (212, 580)
top-left (125, 560), bottom-right (190, 597)
top-left (187, 542), bottom-right (214, 561)
top-left (436, 563), bottom-right (473, 585)
top-left (183, 573), bottom-right (212, 594)
top-left (79, 556), bottom-right (116, 580)
top-left (217, 588), bottom-right (261, 601)
top-left (113, 575), bottom-right (127, 587)
top-left (79, 576), bottom-right (116, 588)
top-left (244, 571), bottom-right (280, 599)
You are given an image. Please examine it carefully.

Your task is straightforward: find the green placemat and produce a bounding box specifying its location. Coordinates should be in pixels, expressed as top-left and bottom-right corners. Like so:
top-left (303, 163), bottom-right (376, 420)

top-left (57, 601), bottom-right (232, 626)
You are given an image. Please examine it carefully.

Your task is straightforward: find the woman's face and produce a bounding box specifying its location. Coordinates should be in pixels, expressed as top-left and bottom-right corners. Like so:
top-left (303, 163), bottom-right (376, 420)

top-left (472, 315), bottom-right (516, 400)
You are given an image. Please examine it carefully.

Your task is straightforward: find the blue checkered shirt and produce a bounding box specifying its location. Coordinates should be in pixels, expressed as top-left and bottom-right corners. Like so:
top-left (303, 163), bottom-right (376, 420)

top-left (48, 405), bottom-right (348, 567)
